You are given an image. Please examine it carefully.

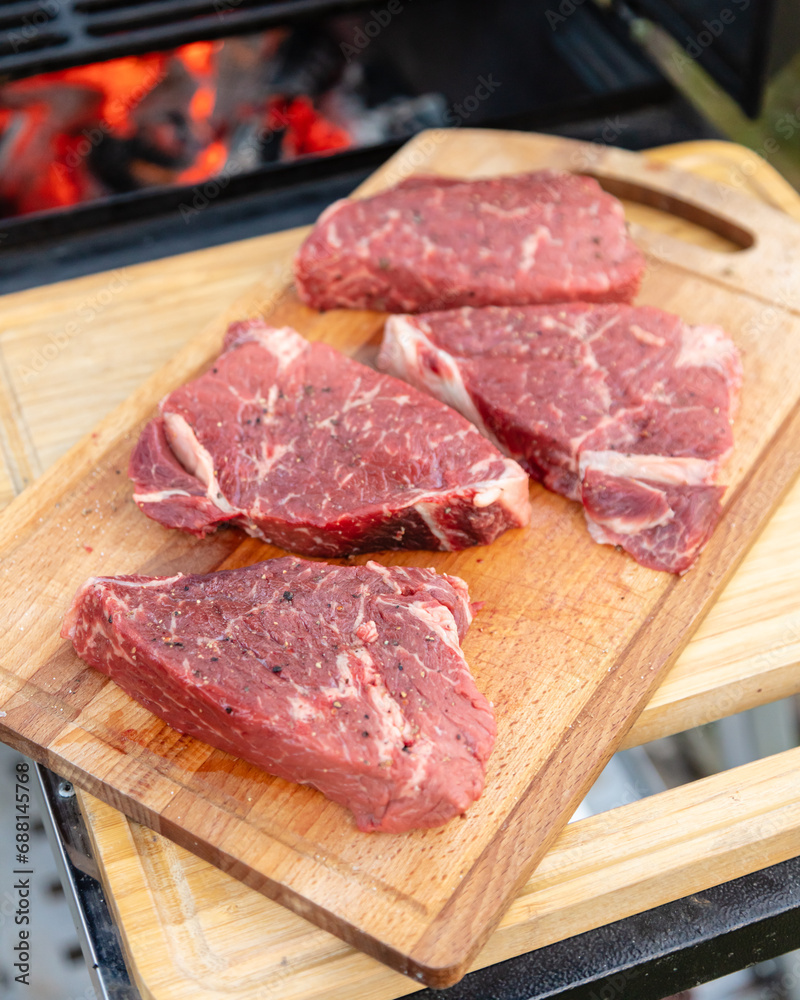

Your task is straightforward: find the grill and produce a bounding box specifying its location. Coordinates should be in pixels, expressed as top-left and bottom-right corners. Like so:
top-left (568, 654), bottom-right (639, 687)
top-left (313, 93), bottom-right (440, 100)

top-left (0, 0), bottom-right (377, 79)
top-left (0, 0), bottom-right (686, 259)
top-left (2, 1), bottom-right (799, 998)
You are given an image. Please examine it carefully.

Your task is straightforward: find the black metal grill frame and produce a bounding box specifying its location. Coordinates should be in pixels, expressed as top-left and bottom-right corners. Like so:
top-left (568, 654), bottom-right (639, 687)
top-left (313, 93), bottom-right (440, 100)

top-left (0, 0), bottom-right (376, 80)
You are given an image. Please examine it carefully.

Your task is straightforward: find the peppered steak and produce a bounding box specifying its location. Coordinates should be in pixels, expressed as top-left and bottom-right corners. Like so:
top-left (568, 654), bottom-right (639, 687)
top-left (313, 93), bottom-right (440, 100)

top-left (61, 557), bottom-right (495, 833)
top-left (379, 304), bottom-right (742, 573)
top-left (294, 171), bottom-right (645, 313)
top-left (129, 321), bottom-right (530, 556)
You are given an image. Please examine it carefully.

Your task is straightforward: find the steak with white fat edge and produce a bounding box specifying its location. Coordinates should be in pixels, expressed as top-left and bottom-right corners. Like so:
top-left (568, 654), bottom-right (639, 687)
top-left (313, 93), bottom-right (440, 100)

top-left (129, 321), bottom-right (530, 556)
top-left (379, 304), bottom-right (742, 573)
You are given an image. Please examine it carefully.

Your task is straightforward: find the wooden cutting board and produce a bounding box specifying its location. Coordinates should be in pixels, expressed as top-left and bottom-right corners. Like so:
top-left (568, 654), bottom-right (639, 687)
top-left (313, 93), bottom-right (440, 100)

top-left (2, 129), bottom-right (800, 988)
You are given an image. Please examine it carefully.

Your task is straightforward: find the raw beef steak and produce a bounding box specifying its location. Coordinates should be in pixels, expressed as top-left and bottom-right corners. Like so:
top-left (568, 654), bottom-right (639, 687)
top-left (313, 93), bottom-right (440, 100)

top-left (579, 453), bottom-right (726, 574)
top-left (379, 304), bottom-right (742, 573)
top-left (294, 171), bottom-right (645, 313)
top-left (129, 321), bottom-right (530, 556)
top-left (62, 557), bottom-right (496, 833)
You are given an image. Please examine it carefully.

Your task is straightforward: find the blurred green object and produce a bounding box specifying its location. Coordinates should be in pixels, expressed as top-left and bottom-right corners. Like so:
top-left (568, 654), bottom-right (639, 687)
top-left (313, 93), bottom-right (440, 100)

top-left (633, 18), bottom-right (800, 190)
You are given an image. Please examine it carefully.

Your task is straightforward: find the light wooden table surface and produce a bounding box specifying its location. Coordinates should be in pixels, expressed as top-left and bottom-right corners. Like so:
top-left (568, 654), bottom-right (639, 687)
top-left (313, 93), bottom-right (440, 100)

top-left (1, 139), bottom-right (799, 1000)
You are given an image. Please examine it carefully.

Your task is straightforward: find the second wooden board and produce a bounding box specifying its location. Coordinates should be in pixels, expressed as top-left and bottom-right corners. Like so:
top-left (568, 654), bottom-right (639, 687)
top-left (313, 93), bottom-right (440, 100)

top-left (2, 129), bottom-right (800, 987)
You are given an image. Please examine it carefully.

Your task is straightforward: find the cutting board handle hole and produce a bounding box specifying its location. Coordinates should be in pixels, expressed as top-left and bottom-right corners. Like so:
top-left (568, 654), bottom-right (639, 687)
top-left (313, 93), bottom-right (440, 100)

top-left (583, 173), bottom-right (755, 254)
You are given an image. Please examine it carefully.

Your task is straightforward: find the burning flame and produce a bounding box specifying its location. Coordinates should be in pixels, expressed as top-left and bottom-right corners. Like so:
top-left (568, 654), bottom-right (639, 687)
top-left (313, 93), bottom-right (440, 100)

top-left (62, 55), bottom-right (168, 136)
top-left (175, 40), bottom-right (220, 184)
top-left (269, 96), bottom-right (350, 159)
top-left (0, 36), bottom-right (352, 217)
top-left (178, 140), bottom-right (228, 184)
top-left (179, 40), bottom-right (217, 76)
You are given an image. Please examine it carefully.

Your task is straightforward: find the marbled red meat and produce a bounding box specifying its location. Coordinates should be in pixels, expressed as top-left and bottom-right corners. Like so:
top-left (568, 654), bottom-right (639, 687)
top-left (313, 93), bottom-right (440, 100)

top-left (129, 321), bottom-right (530, 556)
top-left (378, 304), bottom-right (742, 573)
top-left (61, 557), bottom-right (495, 833)
top-left (294, 171), bottom-right (645, 313)
top-left (579, 453), bottom-right (726, 574)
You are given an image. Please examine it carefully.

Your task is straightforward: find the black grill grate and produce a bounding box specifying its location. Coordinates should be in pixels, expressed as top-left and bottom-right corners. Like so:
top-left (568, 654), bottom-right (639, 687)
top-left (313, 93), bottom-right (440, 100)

top-left (0, 0), bottom-right (370, 79)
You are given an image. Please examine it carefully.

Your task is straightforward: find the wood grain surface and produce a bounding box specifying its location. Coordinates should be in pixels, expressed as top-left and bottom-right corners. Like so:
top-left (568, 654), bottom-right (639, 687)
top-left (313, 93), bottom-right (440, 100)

top-left (78, 742), bottom-right (800, 1000)
top-left (1, 131), bottom-right (800, 988)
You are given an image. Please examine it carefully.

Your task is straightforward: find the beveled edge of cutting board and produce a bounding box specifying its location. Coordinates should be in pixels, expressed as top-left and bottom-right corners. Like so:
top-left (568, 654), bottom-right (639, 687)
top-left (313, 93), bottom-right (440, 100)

top-left (31, 138), bottom-right (800, 1000)
top-left (386, 131), bottom-right (800, 979)
top-left (4, 129), bottom-right (800, 987)
top-left (406, 408), bottom-right (800, 984)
